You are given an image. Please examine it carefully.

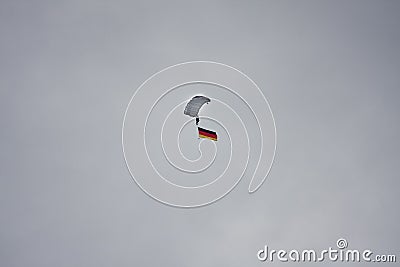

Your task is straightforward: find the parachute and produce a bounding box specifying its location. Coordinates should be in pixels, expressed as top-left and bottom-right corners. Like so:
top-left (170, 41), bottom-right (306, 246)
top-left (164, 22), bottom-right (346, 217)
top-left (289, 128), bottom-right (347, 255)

top-left (184, 95), bottom-right (217, 140)
top-left (184, 96), bottom-right (210, 125)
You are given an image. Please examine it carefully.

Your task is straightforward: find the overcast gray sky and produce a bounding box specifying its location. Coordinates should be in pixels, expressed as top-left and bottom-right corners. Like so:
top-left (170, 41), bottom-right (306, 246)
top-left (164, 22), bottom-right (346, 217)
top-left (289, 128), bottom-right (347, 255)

top-left (1, 1), bottom-right (399, 266)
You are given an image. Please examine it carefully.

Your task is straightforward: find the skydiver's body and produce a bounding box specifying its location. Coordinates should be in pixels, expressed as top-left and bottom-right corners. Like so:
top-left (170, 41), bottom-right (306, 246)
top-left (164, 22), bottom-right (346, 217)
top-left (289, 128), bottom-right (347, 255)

top-left (196, 117), bottom-right (199, 125)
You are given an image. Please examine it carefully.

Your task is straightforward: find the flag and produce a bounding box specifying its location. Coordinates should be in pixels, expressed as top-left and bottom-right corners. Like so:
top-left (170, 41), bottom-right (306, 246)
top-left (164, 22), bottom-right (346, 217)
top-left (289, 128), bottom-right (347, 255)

top-left (198, 127), bottom-right (217, 141)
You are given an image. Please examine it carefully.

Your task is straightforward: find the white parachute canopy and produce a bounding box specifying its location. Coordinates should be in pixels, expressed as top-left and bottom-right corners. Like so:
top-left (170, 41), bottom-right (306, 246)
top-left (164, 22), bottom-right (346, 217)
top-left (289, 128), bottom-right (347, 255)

top-left (183, 95), bottom-right (210, 117)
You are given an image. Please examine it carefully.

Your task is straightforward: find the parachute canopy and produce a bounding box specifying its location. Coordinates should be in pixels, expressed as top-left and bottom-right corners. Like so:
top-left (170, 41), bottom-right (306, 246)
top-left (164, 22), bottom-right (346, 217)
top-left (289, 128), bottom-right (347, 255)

top-left (184, 96), bottom-right (210, 118)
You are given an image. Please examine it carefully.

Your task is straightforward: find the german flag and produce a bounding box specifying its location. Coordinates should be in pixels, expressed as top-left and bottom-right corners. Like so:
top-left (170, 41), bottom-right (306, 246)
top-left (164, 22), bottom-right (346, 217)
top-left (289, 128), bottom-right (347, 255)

top-left (198, 127), bottom-right (217, 141)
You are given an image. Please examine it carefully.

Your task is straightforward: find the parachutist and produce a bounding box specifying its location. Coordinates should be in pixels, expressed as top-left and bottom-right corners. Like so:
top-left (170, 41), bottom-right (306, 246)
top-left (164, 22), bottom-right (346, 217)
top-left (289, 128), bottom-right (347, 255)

top-left (183, 95), bottom-right (218, 142)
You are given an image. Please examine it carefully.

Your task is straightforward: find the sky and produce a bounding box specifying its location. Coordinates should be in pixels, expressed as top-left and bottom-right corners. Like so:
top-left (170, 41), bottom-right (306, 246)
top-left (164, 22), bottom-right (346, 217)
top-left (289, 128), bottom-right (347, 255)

top-left (1, 1), bottom-right (399, 266)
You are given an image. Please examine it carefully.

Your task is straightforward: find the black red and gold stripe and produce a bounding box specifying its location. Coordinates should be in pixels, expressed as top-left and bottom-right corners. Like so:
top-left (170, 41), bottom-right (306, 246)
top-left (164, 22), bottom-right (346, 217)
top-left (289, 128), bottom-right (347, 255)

top-left (198, 127), bottom-right (218, 141)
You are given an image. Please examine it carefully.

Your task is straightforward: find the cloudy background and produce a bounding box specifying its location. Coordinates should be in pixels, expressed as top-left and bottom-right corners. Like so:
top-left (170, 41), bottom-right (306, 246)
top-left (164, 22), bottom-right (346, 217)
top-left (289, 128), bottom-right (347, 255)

top-left (1, 0), bottom-right (399, 266)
